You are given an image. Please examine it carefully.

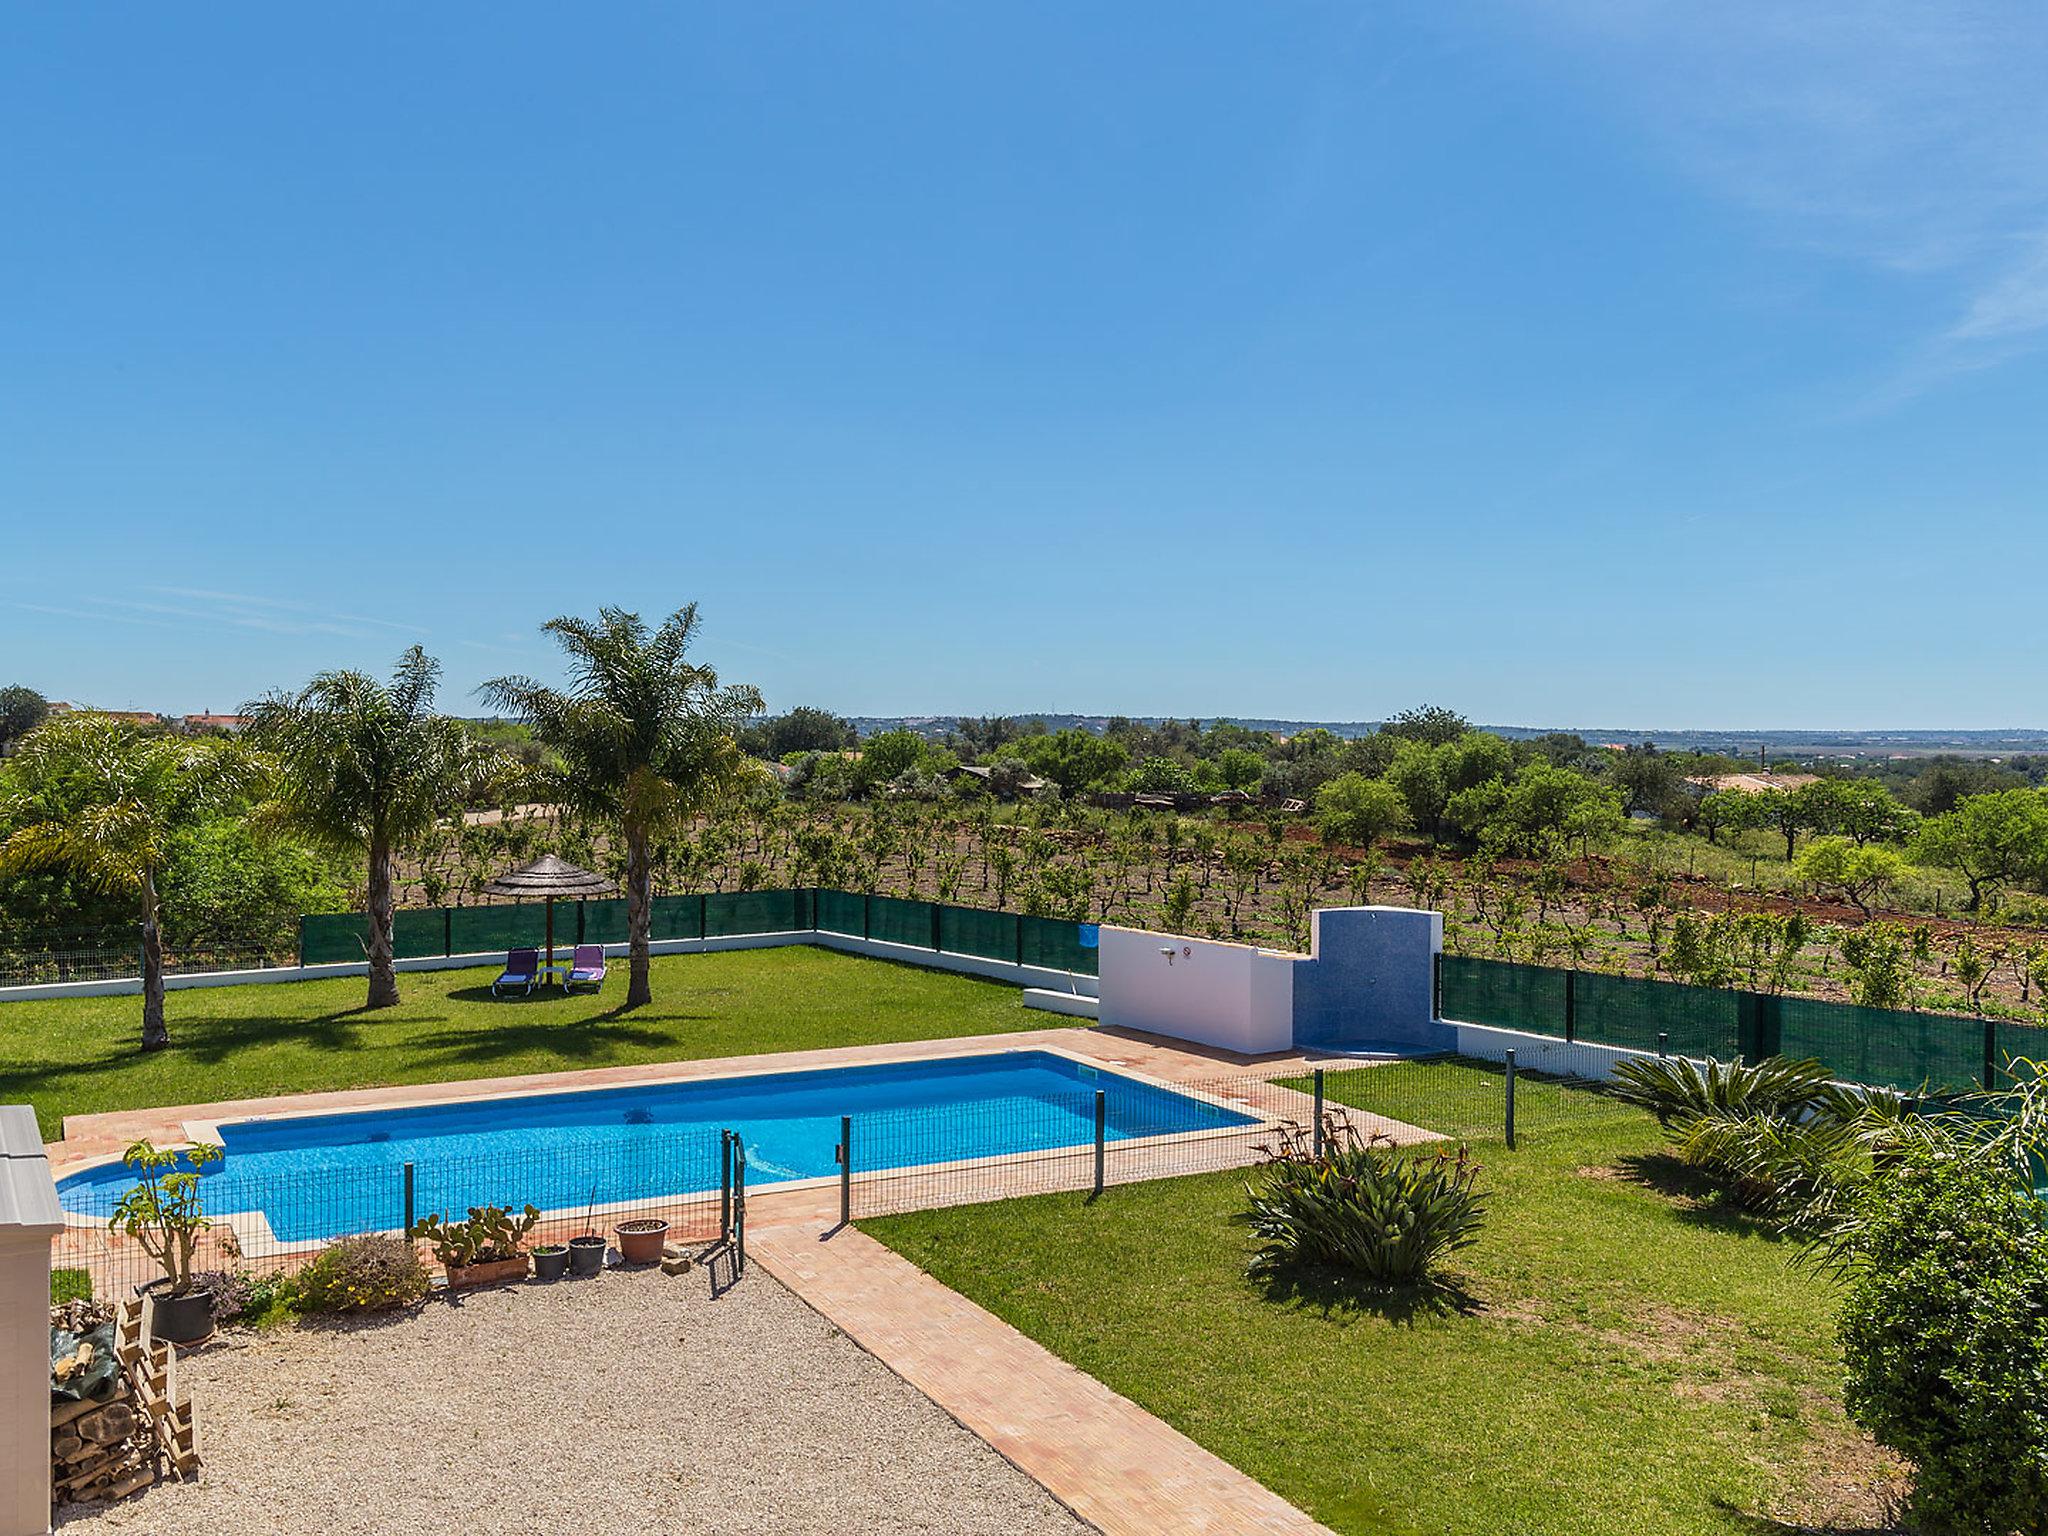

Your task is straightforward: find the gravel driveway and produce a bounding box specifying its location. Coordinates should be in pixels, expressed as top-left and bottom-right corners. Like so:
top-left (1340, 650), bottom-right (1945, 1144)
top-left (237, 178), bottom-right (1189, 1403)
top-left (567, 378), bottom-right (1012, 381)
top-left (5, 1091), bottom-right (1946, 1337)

top-left (57, 1264), bottom-right (1093, 1535)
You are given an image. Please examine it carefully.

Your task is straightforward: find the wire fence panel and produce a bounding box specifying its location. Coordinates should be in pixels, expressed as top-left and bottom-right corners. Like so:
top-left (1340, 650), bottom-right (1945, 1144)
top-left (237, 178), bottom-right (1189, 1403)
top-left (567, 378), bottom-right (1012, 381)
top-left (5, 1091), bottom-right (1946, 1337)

top-left (53, 1132), bottom-right (731, 1304)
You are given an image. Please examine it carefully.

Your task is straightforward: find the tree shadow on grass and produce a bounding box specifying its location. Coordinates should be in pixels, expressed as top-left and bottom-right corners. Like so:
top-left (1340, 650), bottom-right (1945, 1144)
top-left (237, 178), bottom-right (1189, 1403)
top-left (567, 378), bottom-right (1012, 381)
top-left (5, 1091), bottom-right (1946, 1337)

top-left (1251, 1261), bottom-right (1480, 1325)
top-left (1612, 1152), bottom-right (1793, 1243)
top-left (393, 1015), bottom-right (679, 1069)
top-left (1714, 1502), bottom-right (1904, 1536)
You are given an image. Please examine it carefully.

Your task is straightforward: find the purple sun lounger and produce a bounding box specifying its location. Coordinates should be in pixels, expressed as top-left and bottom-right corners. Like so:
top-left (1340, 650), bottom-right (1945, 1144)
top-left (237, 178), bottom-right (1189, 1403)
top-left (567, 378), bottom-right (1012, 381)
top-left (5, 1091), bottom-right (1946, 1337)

top-left (565, 944), bottom-right (607, 993)
top-left (491, 947), bottom-right (541, 997)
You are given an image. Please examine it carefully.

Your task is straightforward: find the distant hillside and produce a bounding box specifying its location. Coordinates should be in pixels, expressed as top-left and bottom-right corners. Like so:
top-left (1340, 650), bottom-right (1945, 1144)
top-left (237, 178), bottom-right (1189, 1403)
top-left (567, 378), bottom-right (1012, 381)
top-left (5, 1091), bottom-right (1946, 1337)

top-left (847, 716), bottom-right (2048, 760)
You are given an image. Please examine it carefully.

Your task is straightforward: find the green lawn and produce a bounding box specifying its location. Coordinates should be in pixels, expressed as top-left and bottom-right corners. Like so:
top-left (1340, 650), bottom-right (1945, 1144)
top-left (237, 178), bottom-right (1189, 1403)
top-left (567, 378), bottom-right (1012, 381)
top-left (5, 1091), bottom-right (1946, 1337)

top-left (4, 946), bottom-right (1042, 1139)
top-left (867, 1064), bottom-right (1894, 1536)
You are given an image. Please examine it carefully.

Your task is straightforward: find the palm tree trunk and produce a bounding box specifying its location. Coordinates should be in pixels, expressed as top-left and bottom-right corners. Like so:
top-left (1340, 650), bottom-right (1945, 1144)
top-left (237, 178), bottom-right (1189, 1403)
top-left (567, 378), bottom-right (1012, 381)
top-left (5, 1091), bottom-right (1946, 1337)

top-left (626, 821), bottom-right (652, 1008)
top-left (139, 870), bottom-right (169, 1051)
top-left (366, 834), bottom-right (400, 1010)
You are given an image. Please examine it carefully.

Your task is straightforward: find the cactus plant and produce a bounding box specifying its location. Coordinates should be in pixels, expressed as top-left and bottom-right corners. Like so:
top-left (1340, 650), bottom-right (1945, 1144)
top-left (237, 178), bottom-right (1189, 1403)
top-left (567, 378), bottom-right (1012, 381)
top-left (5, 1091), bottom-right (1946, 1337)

top-left (410, 1204), bottom-right (540, 1269)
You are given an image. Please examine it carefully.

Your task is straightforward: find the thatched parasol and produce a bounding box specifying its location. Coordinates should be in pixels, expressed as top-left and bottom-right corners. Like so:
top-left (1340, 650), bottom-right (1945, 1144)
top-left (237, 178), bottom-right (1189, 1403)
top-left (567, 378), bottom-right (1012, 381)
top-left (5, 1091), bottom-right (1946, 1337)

top-left (482, 855), bottom-right (617, 972)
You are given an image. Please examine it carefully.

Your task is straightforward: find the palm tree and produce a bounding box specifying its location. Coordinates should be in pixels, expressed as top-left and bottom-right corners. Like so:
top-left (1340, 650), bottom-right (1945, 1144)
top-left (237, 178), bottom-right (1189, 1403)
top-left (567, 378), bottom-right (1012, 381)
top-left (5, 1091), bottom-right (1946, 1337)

top-left (0, 713), bottom-right (248, 1049)
top-left (485, 606), bottom-right (761, 1009)
top-left (245, 647), bottom-right (472, 1010)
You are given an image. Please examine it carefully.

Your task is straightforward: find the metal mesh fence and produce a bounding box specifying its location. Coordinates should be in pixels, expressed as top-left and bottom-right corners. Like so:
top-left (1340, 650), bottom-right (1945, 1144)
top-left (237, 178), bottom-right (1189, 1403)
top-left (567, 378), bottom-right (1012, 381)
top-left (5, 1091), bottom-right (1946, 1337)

top-left (848, 1070), bottom-right (1309, 1221)
top-left (53, 1132), bottom-right (731, 1304)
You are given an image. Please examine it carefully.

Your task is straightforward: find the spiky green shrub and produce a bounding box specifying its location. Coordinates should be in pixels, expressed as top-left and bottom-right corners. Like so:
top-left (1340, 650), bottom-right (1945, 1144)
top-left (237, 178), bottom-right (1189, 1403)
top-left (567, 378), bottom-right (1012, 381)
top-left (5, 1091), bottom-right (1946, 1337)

top-left (1245, 1125), bottom-right (1486, 1286)
top-left (294, 1234), bottom-right (430, 1314)
top-left (1607, 1054), bottom-right (1834, 1125)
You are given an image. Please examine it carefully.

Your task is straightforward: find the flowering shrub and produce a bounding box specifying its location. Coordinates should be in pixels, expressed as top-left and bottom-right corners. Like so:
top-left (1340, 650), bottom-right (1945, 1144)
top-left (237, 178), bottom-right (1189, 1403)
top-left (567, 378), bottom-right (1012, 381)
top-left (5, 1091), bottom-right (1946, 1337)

top-left (293, 1234), bottom-right (430, 1314)
top-left (189, 1268), bottom-right (289, 1324)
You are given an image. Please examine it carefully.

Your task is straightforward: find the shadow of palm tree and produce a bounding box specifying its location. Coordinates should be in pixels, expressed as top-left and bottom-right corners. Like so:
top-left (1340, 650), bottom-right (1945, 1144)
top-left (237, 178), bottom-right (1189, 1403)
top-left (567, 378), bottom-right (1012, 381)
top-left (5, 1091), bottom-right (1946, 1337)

top-left (397, 1016), bottom-right (678, 1068)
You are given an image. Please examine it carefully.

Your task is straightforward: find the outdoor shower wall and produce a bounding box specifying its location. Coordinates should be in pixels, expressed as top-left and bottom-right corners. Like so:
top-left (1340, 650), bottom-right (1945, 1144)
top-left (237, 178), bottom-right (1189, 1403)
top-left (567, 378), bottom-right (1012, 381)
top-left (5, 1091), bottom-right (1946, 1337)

top-left (1097, 906), bottom-right (1444, 1056)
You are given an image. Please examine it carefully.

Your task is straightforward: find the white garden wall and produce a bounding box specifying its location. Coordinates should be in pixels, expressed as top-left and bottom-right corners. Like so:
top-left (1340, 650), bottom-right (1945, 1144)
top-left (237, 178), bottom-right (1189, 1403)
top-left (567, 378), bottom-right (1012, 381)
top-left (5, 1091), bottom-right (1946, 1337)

top-left (1095, 927), bottom-right (1296, 1055)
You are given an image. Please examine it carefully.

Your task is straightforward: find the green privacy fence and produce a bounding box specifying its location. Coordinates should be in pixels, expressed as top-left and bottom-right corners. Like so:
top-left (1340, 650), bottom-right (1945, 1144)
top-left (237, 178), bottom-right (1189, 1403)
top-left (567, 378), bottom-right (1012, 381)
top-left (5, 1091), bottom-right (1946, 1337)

top-left (299, 889), bottom-right (1098, 977)
top-left (1439, 953), bottom-right (2048, 1094)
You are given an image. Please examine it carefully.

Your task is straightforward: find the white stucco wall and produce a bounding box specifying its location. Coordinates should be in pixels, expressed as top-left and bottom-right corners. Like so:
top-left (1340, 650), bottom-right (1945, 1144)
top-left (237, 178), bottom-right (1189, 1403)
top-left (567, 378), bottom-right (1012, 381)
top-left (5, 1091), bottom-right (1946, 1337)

top-left (1096, 927), bottom-right (1296, 1055)
top-left (1, 1106), bottom-right (60, 1534)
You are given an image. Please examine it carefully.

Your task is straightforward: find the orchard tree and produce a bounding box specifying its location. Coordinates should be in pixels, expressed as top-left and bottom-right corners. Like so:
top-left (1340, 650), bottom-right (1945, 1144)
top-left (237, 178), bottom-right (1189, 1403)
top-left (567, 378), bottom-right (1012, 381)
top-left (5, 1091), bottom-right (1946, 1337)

top-left (1314, 773), bottom-right (1409, 850)
top-left (1018, 729), bottom-right (1128, 795)
top-left (1795, 836), bottom-right (1907, 918)
top-left (1801, 777), bottom-right (1919, 846)
top-left (1215, 747), bottom-right (1266, 792)
top-left (1911, 788), bottom-right (2048, 911)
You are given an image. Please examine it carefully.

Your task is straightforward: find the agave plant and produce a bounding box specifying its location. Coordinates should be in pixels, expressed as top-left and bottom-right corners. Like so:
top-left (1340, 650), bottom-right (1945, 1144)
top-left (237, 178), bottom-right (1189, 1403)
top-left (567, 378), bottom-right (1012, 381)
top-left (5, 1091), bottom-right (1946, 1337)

top-left (1245, 1124), bottom-right (1486, 1287)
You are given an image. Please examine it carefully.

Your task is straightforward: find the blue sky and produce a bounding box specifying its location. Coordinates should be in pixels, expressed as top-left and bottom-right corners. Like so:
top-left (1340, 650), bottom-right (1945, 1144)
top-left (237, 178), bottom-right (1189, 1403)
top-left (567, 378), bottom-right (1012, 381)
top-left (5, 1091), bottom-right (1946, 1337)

top-left (4, 3), bottom-right (2046, 728)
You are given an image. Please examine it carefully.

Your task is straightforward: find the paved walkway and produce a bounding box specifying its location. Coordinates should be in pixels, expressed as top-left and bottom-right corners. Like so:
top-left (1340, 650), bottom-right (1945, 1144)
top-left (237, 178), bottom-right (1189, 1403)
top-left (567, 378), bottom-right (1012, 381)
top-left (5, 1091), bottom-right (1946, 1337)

top-left (752, 1219), bottom-right (1337, 1536)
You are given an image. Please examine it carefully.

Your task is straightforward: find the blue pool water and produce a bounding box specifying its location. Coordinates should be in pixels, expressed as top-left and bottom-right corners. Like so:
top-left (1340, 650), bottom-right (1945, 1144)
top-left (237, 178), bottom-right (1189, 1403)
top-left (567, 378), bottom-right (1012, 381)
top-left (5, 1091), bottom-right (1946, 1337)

top-left (56, 1051), bottom-right (1255, 1242)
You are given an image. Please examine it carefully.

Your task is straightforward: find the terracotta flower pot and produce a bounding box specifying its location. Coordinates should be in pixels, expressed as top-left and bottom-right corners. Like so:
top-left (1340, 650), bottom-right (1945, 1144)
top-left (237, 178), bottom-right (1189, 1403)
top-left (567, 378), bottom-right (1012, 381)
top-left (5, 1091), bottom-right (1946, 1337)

top-left (614, 1218), bottom-right (669, 1266)
top-left (444, 1254), bottom-right (531, 1290)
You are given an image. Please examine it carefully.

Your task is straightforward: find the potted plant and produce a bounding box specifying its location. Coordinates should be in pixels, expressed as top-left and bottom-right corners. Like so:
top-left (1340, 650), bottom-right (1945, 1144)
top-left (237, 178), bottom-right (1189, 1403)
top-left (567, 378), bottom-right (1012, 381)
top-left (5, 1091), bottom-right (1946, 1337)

top-left (109, 1139), bottom-right (225, 1346)
top-left (411, 1204), bottom-right (540, 1289)
top-left (530, 1242), bottom-right (571, 1282)
top-left (568, 1189), bottom-right (606, 1276)
top-left (614, 1216), bottom-right (670, 1266)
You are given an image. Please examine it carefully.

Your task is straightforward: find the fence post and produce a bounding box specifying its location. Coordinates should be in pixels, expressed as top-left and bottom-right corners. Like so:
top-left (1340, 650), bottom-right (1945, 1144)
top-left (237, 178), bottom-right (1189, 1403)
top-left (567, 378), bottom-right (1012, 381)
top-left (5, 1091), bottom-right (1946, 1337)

top-left (719, 1131), bottom-right (733, 1241)
top-left (734, 1144), bottom-right (747, 1274)
top-left (297, 917), bottom-right (307, 971)
top-left (1092, 1089), bottom-right (1106, 1198)
top-left (1312, 1069), bottom-right (1325, 1157)
top-left (1432, 951), bottom-right (1442, 1020)
top-left (931, 903), bottom-right (943, 953)
top-left (862, 893), bottom-right (872, 942)
top-left (839, 1114), bottom-right (852, 1228)
top-left (1014, 912), bottom-right (1025, 969)
top-left (1657, 1031), bottom-right (1669, 1059)
top-left (1984, 1021), bottom-right (1999, 1090)
top-left (1504, 1049), bottom-right (1517, 1151)
top-left (1562, 970), bottom-right (1577, 1043)
top-left (698, 892), bottom-right (708, 943)
top-left (443, 906), bottom-right (453, 959)
top-left (402, 1162), bottom-right (415, 1237)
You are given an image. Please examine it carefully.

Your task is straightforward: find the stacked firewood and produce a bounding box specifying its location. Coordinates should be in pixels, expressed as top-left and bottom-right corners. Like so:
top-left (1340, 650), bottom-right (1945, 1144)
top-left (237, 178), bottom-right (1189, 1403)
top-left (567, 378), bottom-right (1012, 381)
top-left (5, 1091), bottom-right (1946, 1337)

top-left (49, 1297), bottom-right (200, 1506)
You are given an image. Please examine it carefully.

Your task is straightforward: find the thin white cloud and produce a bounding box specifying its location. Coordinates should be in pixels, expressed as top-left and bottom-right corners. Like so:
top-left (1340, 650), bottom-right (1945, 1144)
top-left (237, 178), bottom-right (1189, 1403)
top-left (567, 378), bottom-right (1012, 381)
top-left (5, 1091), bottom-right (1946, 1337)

top-left (1493, 1), bottom-right (2048, 394)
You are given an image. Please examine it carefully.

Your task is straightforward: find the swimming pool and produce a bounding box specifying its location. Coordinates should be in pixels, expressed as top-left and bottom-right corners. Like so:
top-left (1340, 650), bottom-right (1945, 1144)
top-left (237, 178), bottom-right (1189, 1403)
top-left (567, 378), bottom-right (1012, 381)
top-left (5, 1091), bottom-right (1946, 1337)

top-left (56, 1051), bottom-right (1258, 1243)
